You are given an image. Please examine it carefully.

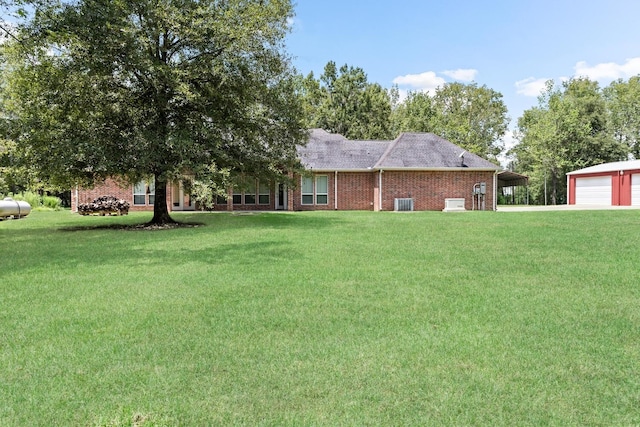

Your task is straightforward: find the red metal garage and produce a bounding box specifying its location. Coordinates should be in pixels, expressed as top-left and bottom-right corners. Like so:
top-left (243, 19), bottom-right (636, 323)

top-left (567, 160), bottom-right (640, 206)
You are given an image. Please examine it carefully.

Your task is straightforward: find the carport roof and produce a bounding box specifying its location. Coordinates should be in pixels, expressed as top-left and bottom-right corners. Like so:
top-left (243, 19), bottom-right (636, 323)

top-left (497, 170), bottom-right (528, 187)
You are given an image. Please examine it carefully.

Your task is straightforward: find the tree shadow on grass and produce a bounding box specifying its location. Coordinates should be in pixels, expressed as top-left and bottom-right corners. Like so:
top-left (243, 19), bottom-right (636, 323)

top-left (56, 211), bottom-right (345, 232)
top-left (1, 212), bottom-right (342, 274)
top-left (59, 221), bottom-right (205, 232)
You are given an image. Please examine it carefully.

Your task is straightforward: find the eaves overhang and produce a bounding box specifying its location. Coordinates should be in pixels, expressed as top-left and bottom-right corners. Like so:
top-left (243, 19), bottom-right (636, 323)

top-left (300, 167), bottom-right (375, 173)
top-left (371, 167), bottom-right (500, 172)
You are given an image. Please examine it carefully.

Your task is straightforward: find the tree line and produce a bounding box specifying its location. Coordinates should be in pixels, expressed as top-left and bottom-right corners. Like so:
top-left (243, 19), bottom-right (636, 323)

top-left (296, 61), bottom-right (509, 163)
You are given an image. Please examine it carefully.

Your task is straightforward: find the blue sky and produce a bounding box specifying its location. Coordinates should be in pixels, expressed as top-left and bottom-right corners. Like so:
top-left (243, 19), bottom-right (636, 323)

top-left (287, 0), bottom-right (640, 148)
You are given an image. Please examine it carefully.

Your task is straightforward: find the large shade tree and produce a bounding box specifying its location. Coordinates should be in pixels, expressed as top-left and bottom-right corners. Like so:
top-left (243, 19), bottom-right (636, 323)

top-left (2, 0), bottom-right (306, 224)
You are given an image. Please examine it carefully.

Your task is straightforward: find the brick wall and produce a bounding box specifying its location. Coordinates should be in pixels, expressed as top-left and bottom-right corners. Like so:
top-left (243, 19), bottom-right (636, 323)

top-left (73, 171), bottom-right (497, 213)
top-left (381, 170), bottom-right (496, 211)
top-left (71, 178), bottom-right (170, 212)
top-left (337, 172), bottom-right (375, 210)
top-left (290, 171), bottom-right (495, 211)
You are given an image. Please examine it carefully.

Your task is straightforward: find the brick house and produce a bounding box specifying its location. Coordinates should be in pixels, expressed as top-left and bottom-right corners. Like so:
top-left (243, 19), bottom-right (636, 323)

top-left (71, 129), bottom-right (501, 212)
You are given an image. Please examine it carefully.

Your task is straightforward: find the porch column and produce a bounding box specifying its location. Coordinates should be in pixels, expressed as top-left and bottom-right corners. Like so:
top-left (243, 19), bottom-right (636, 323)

top-left (227, 187), bottom-right (233, 211)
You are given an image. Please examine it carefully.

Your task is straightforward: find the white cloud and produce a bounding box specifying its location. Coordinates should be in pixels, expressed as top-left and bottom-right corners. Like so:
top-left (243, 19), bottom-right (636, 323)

top-left (497, 129), bottom-right (517, 168)
top-left (515, 77), bottom-right (549, 97)
top-left (392, 71), bottom-right (446, 96)
top-left (442, 68), bottom-right (477, 82)
top-left (574, 57), bottom-right (640, 81)
top-left (393, 71), bottom-right (445, 89)
top-left (514, 57), bottom-right (640, 99)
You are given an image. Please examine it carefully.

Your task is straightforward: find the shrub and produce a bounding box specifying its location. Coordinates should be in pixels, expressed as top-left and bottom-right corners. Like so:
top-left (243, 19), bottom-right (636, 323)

top-left (42, 195), bottom-right (62, 210)
top-left (11, 191), bottom-right (42, 208)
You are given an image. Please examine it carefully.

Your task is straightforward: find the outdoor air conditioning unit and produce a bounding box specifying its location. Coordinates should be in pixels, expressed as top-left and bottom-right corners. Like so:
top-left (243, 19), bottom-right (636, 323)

top-left (394, 198), bottom-right (414, 211)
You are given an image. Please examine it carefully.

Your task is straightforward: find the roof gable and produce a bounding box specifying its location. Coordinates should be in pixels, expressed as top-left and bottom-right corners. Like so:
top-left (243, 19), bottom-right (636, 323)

top-left (375, 133), bottom-right (499, 170)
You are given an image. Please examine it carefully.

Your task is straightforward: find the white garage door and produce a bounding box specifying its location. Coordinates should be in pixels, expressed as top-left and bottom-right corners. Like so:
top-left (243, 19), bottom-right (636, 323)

top-left (632, 174), bottom-right (640, 206)
top-left (575, 176), bottom-right (612, 205)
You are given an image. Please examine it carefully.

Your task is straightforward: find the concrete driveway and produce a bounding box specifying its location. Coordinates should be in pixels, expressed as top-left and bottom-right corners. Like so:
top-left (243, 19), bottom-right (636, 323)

top-left (497, 204), bottom-right (640, 212)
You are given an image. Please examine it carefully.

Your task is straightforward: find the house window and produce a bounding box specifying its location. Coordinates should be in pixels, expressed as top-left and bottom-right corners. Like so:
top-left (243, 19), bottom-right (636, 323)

top-left (245, 181), bottom-right (256, 204)
top-left (259, 182), bottom-right (270, 204)
top-left (301, 176), bottom-right (314, 205)
top-left (133, 179), bottom-right (155, 205)
top-left (301, 175), bottom-right (328, 205)
top-left (216, 195), bottom-right (227, 205)
top-left (230, 179), bottom-right (267, 205)
top-left (316, 176), bottom-right (328, 204)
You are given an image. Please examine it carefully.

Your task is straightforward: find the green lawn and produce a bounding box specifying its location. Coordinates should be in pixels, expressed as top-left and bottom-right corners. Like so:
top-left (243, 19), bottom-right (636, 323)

top-left (1, 210), bottom-right (639, 426)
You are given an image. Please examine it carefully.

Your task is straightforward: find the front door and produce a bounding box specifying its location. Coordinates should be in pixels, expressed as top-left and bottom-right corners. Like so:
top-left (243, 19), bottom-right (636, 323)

top-left (171, 182), bottom-right (194, 211)
top-left (276, 183), bottom-right (287, 210)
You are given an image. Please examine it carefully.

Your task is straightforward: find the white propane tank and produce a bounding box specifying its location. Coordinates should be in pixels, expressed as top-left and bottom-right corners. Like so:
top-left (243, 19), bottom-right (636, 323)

top-left (0, 197), bottom-right (31, 219)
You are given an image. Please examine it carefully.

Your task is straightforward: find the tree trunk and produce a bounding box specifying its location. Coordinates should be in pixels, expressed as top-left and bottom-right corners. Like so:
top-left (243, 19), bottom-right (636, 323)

top-left (551, 169), bottom-right (558, 205)
top-left (149, 176), bottom-right (176, 225)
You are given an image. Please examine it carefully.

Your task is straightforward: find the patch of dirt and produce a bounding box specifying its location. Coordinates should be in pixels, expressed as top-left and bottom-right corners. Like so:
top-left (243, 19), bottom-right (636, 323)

top-left (60, 222), bottom-right (204, 232)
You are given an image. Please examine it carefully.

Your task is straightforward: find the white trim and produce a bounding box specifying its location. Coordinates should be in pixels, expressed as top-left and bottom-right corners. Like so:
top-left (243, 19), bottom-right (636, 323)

top-left (372, 167), bottom-right (499, 172)
top-left (568, 159), bottom-right (640, 175)
top-left (307, 167), bottom-right (499, 173)
top-left (334, 171), bottom-right (338, 210)
top-left (275, 183), bottom-right (288, 210)
top-left (495, 173), bottom-right (499, 210)
top-left (379, 170), bottom-right (383, 211)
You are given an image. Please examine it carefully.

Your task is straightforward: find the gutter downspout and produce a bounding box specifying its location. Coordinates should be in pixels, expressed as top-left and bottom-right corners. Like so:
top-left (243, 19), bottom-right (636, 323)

top-left (334, 171), bottom-right (338, 210)
top-left (379, 170), bottom-right (383, 211)
top-left (493, 171), bottom-right (498, 211)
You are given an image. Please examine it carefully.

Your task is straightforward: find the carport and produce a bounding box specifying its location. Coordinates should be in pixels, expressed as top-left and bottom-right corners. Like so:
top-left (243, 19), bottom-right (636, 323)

top-left (497, 170), bottom-right (529, 205)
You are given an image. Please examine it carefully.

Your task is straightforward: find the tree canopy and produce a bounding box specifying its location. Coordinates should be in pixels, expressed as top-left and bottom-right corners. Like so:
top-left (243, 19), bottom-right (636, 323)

top-left (604, 76), bottom-right (640, 159)
top-left (390, 82), bottom-right (509, 162)
top-left (298, 63), bottom-right (509, 161)
top-left (511, 78), bottom-right (627, 204)
top-left (2, 0), bottom-right (306, 224)
top-left (299, 61), bottom-right (393, 140)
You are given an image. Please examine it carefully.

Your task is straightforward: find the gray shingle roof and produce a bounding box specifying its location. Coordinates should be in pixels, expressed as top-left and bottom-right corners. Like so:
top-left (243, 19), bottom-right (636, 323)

top-left (297, 129), bottom-right (390, 170)
top-left (298, 129), bottom-right (500, 171)
top-left (375, 132), bottom-right (499, 170)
